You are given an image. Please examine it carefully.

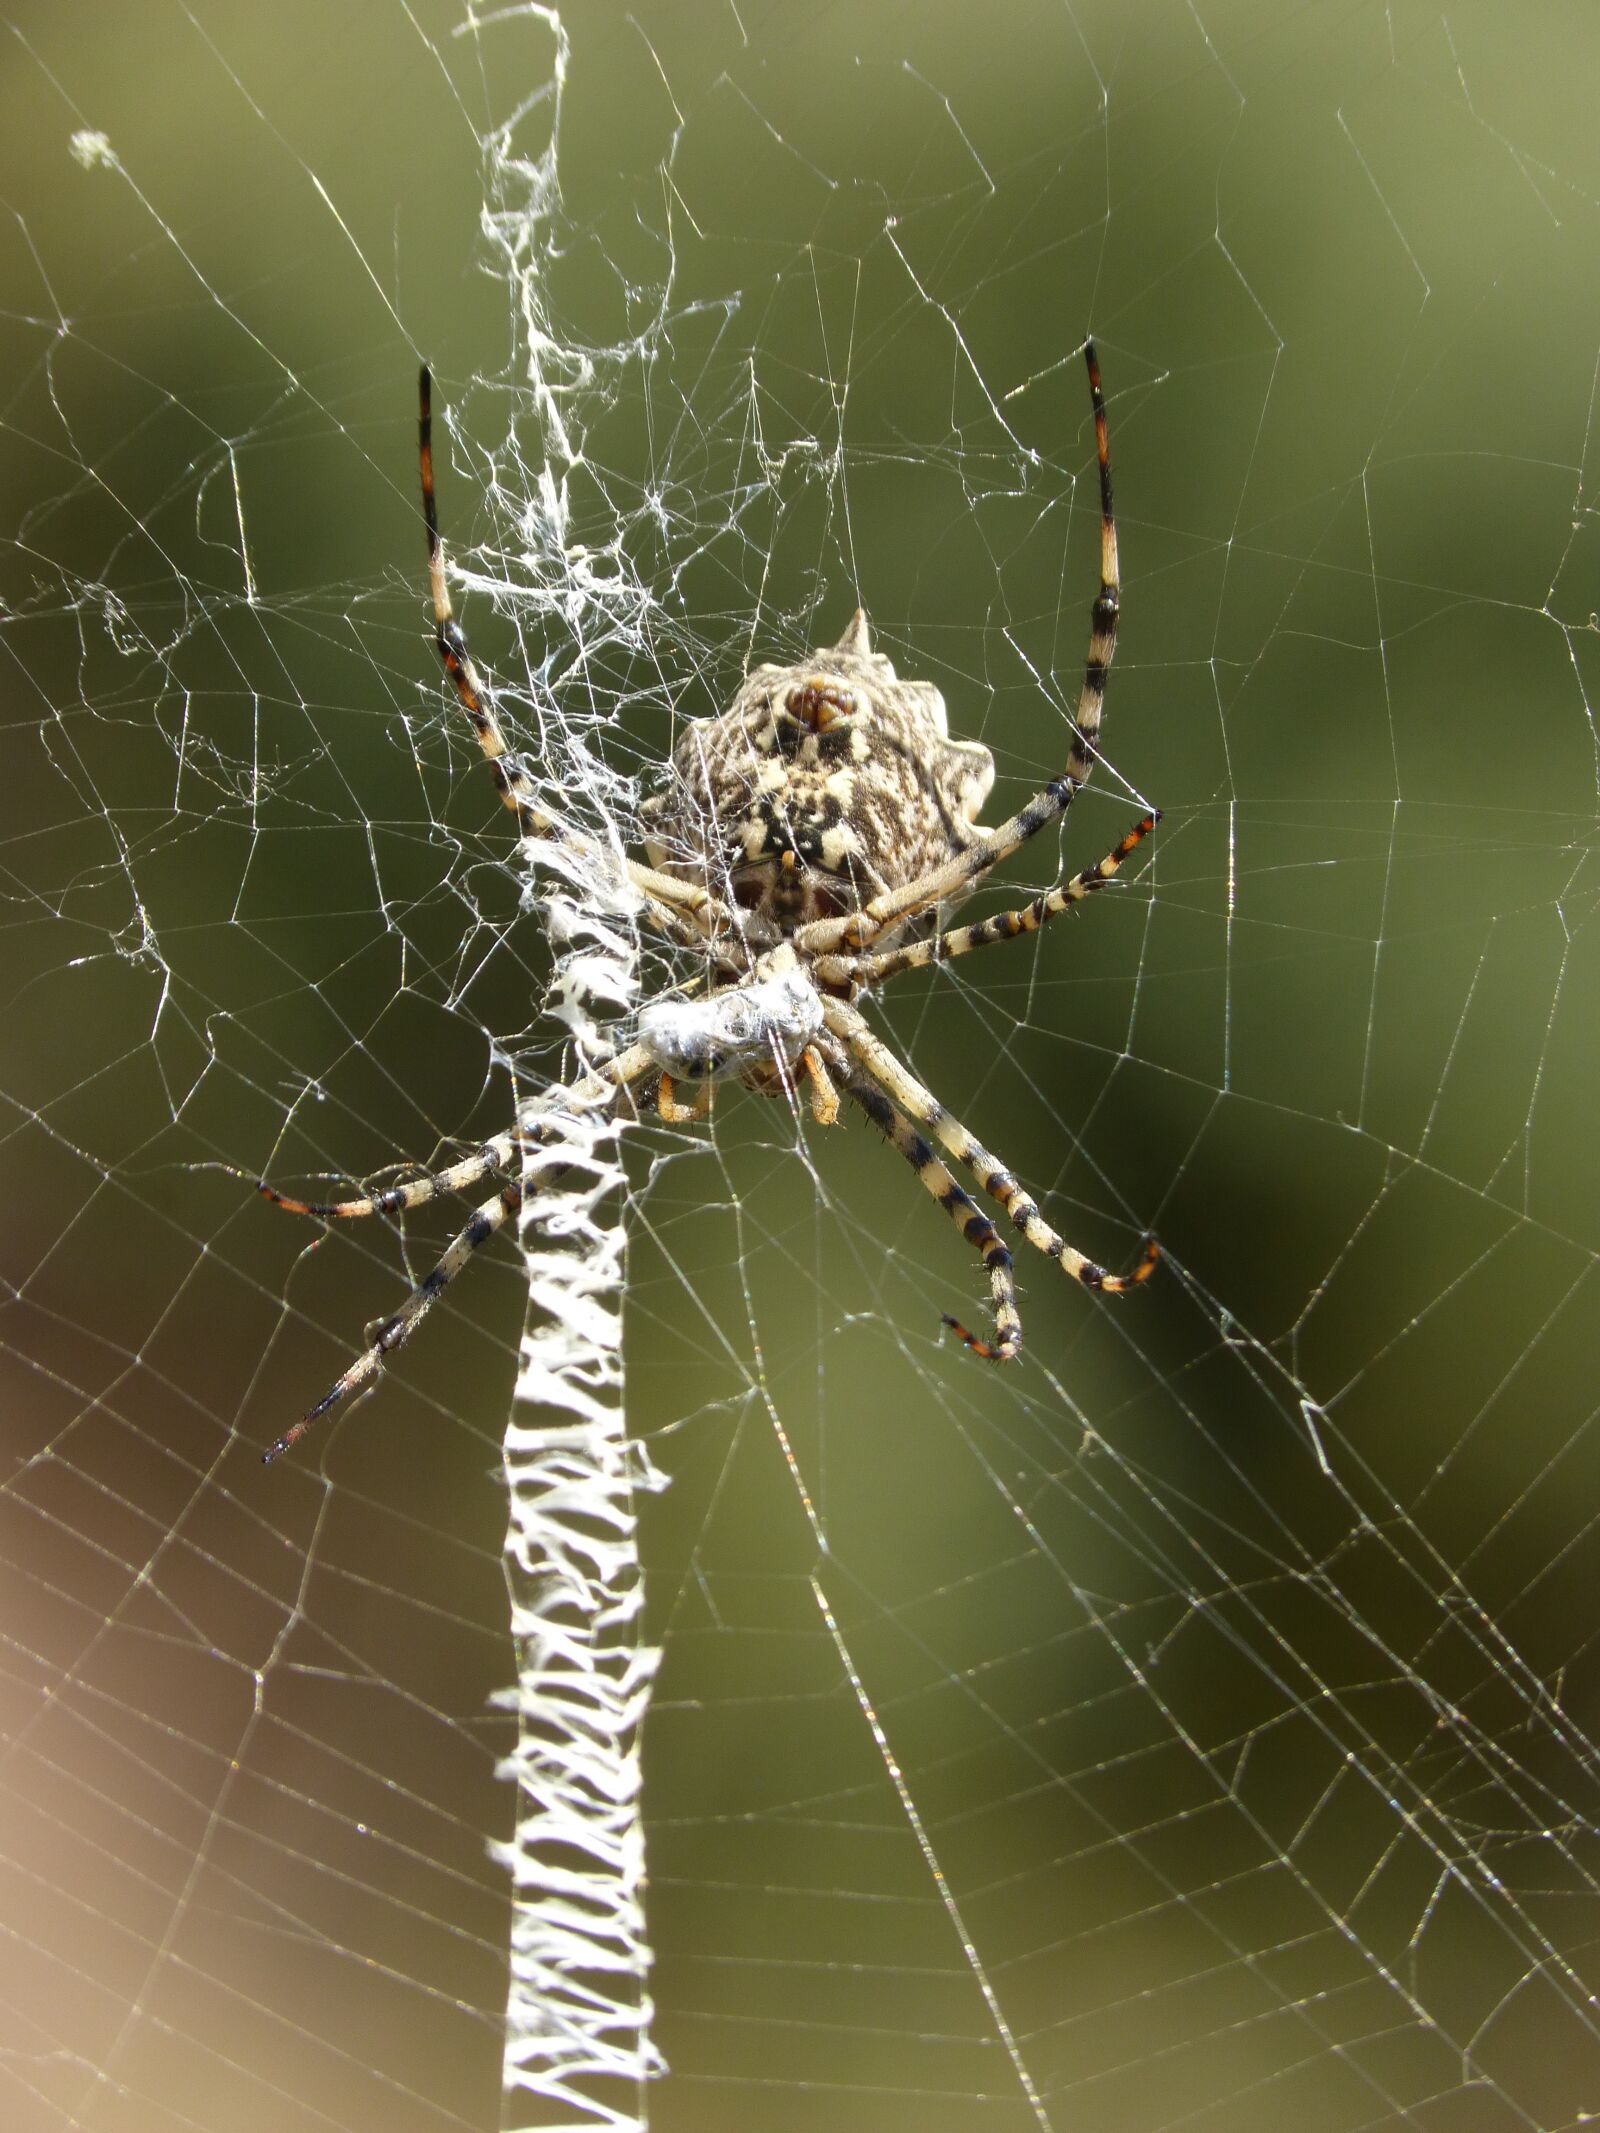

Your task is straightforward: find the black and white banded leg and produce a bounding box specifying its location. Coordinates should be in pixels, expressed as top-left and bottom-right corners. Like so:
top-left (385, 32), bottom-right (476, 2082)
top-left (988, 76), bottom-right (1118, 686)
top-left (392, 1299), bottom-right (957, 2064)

top-left (259, 1044), bottom-right (662, 1455)
top-left (264, 1180), bottom-right (524, 1463)
top-left (830, 810), bottom-right (1158, 992)
top-left (844, 1076), bottom-right (1023, 1360)
top-left (794, 339), bottom-right (1123, 963)
top-left (826, 997), bottom-right (1157, 1328)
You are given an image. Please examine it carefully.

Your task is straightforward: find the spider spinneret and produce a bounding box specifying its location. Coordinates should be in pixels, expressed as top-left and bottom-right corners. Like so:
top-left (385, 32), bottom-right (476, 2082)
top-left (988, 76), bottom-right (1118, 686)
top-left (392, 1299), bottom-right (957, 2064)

top-left (258, 343), bottom-right (1158, 1462)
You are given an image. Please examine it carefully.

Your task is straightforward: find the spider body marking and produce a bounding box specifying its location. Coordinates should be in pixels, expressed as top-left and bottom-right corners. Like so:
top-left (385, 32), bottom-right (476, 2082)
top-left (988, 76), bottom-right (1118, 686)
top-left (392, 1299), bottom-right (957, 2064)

top-left (258, 344), bottom-right (1157, 1461)
top-left (639, 607), bottom-right (994, 940)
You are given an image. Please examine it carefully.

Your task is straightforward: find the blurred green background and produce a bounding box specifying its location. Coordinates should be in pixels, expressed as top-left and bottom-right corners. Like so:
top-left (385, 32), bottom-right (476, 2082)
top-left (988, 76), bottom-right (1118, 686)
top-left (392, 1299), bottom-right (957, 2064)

top-left (2, 2), bottom-right (1599, 2129)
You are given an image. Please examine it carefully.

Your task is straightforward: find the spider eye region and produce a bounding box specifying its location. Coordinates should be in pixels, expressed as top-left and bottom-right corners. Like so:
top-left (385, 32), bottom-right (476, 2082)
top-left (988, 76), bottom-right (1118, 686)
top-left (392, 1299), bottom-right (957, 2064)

top-left (636, 965), bottom-right (823, 1083)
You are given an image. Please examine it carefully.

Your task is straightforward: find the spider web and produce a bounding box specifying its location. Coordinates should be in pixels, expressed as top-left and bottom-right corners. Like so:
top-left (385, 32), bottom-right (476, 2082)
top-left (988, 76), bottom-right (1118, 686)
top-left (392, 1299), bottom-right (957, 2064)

top-left (4, 2), bottom-right (1600, 2128)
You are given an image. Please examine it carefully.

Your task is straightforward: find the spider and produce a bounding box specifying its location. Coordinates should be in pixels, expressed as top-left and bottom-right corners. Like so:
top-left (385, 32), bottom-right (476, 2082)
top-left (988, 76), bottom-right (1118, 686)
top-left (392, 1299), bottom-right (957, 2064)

top-left (258, 343), bottom-right (1158, 1462)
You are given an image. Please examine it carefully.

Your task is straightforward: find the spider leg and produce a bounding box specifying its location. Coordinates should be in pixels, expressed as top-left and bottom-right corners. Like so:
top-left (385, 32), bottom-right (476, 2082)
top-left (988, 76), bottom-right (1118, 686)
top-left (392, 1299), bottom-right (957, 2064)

top-left (656, 1071), bottom-right (712, 1123)
top-left (260, 1043), bottom-right (662, 1461)
top-left (257, 1126), bottom-right (531, 1220)
top-left (821, 810), bottom-right (1158, 991)
top-left (824, 997), bottom-right (1157, 1296)
top-left (263, 1180), bottom-right (524, 1462)
top-left (794, 340), bottom-right (1123, 961)
top-left (802, 1044), bottom-right (840, 1126)
top-left (418, 367), bottom-right (740, 945)
top-left (256, 1037), bottom-right (662, 1221)
top-left (636, 889), bottom-right (735, 956)
top-left (844, 1074), bottom-right (1022, 1361)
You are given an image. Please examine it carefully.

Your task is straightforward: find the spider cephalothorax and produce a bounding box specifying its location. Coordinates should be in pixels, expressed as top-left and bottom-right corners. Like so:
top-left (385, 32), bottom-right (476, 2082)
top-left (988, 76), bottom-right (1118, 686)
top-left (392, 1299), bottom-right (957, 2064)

top-left (639, 608), bottom-right (995, 940)
top-left (257, 345), bottom-right (1158, 1461)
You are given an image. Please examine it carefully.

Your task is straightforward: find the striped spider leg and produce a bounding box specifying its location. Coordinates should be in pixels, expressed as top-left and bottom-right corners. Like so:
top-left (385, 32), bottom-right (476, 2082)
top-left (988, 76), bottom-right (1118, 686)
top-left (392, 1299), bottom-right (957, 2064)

top-left (812, 807), bottom-right (1159, 994)
top-left (840, 1073), bottom-right (1024, 1359)
top-left (806, 796), bottom-right (1159, 1356)
top-left (821, 995), bottom-right (1158, 1360)
top-left (262, 1181), bottom-right (526, 1463)
top-left (792, 340), bottom-right (1127, 970)
top-left (260, 1045), bottom-right (660, 1462)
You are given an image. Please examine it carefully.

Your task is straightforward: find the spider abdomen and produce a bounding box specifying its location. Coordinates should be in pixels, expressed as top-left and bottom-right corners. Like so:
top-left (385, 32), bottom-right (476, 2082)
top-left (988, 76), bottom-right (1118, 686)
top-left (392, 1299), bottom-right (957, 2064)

top-left (640, 607), bottom-right (995, 941)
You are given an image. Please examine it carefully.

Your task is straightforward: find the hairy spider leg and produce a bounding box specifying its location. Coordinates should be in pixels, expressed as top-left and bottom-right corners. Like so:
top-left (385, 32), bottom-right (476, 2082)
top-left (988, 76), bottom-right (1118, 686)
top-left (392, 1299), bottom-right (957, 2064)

top-left (418, 366), bottom-right (737, 949)
top-left (821, 809), bottom-right (1159, 991)
top-left (825, 997), bottom-right (1158, 1298)
top-left (793, 338), bottom-right (1123, 961)
top-left (844, 1076), bottom-right (1022, 1361)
